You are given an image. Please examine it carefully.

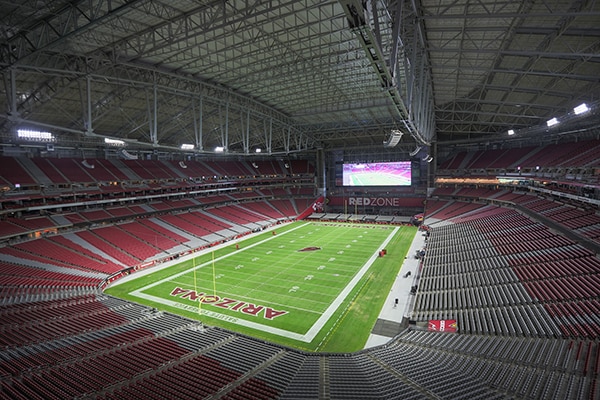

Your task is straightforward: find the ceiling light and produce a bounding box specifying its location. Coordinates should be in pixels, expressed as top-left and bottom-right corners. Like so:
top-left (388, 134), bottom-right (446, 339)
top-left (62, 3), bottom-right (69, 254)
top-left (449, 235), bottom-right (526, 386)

top-left (215, 146), bottom-right (224, 152)
top-left (180, 143), bottom-right (194, 150)
top-left (546, 117), bottom-right (558, 127)
top-left (255, 148), bottom-right (262, 153)
top-left (409, 146), bottom-right (422, 156)
top-left (507, 129), bottom-right (515, 136)
top-left (573, 103), bottom-right (589, 115)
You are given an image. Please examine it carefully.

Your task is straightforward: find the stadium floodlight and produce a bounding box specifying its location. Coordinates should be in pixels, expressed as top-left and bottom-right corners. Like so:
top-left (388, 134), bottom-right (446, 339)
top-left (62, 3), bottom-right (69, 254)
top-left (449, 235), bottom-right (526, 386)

top-left (255, 148), bottom-right (262, 153)
top-left (104, 137), bottom-right (125, 146)
top-left (215, 146), bottom-right (225, 152)
top-left (180, 143), bottom-right (194, 150)
top-left (383, 129), bottom-right (403, 148)
top-left (546, 117), bottom-right (559, 127)
top-left (574, 103), bottom-right (589, 115)
top-left (508, 129), bottom-right (515, 136)
top-left (17, 129), bottom-right (54, 141)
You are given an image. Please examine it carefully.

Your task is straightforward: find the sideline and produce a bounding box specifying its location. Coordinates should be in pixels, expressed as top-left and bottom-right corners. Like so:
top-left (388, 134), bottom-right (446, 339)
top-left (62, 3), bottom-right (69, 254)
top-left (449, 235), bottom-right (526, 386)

top-left (363, 226), bottom-right (426, 348)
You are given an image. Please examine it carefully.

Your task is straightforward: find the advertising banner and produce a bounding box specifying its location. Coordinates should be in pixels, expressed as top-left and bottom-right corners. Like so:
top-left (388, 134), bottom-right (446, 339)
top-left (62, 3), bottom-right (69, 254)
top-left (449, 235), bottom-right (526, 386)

top-left (428, 319), bottom-right (458, 332)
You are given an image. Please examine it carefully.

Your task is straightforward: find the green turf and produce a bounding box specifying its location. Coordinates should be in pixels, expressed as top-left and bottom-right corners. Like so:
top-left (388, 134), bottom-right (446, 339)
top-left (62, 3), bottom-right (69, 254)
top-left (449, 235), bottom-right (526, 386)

top-left (348, 172), bottom-right (411, 186)
top-left (106, 221), bottom-right (417, 352)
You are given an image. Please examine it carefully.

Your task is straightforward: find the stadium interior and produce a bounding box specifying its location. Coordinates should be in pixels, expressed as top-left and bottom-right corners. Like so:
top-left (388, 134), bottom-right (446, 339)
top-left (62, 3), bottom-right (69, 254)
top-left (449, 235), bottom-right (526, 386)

top-left (0, 1), bottom-right (599, 399)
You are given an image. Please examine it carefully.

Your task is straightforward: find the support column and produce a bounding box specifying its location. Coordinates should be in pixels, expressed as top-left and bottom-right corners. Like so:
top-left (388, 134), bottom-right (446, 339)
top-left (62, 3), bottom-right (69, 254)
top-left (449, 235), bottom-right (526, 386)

top-left (192, 96), bottom-right (204, 151)
top-left (85, 76), bottom-right (93, 135)
top-left (146, 83), bottom-right (158, 148)
top-left (8, 69), bottom-right (21, 122)
top-left (224, 101), bottom-right (229, 152)
top-left (264, 119), bottom-right (273, 155)
top-left (316, 148), bottom-right (326, 197)
top-left (242, 109), bottom-right (250, 154)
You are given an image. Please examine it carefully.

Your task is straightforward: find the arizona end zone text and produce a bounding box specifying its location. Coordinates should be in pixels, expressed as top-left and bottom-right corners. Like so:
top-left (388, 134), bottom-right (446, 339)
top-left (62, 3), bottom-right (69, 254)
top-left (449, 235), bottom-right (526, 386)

top-left (348, 197), bottom-right (406, 207)
top-left (170, 287), bottom-right (288, 320)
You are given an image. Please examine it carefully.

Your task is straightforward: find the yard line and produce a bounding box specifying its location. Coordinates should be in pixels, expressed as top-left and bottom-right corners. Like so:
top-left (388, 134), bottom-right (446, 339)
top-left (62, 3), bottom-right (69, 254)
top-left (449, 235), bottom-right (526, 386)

top-left (243, 225), bottom-right (364, 300)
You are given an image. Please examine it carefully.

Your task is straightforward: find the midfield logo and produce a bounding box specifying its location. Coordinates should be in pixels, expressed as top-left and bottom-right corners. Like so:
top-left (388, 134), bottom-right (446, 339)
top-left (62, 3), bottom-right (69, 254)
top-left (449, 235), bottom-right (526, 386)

top-left (298, 246), bottom-right (321, 252)
top-left (169, 287), bottom-right (288, 320)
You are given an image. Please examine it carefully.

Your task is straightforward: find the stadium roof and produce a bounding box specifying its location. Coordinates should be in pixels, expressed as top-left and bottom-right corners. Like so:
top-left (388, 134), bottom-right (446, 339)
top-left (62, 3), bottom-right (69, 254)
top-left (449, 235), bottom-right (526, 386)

top-left (0, 0), bottom-right (599, 155)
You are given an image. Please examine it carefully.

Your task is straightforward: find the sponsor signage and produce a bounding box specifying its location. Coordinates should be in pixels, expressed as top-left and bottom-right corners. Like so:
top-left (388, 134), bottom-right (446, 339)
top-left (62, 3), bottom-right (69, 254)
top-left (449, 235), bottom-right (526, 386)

top-left (296, 195), bottom-right (325, 220)
top-left (349, 197), bottom-right (401, 206)
top-left (328, 196), bottom-right (425, 207)
top-left (428, 319), bottom-right (458, 332)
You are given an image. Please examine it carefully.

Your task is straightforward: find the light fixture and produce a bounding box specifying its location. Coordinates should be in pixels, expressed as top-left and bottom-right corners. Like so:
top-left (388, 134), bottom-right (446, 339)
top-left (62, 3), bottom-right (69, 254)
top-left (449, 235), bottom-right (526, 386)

top-left (180, 143), bottom-right (194, 150)
top-left (104, 137), bottom-right (125, 146)
top-left (81, 160), bottom-right (95, 169)
top-left (383, 129), bottom-right (403, 148)
top-left (409, 146), bottom-right (422, 156)
top-left (546, 117), bottom-right (559, 127)
top-left (120, 149), bottom-right (138, 160)
top-left (214, 146), bottom-right (224, 152)
top-left (574, 103), bottom-right (589, 115)
top-left (255, 148), bottom-right (262, 153)
top-left (17, 129), bottom-right (54, 140)
top-left (508, 129), bottom-right (515, 136)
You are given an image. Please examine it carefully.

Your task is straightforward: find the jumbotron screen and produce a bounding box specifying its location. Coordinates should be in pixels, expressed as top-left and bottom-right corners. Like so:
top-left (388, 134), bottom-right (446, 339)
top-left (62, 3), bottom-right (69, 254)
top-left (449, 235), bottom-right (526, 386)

top-left (342, 161), bottom-right (412, 186)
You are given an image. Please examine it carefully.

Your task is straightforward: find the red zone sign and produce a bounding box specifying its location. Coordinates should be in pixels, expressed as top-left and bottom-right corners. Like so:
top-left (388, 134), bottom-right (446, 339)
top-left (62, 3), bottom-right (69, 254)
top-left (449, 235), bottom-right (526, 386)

top-left (170, 287), bottom-right (288, 320)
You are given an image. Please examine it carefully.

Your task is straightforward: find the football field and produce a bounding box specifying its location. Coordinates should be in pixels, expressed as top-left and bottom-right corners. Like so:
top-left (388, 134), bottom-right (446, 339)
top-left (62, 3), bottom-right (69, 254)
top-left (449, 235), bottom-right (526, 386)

top-left (106, 221), bottom-right (417, 352)
top-left (347, 171), bottom-right (411, 186)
